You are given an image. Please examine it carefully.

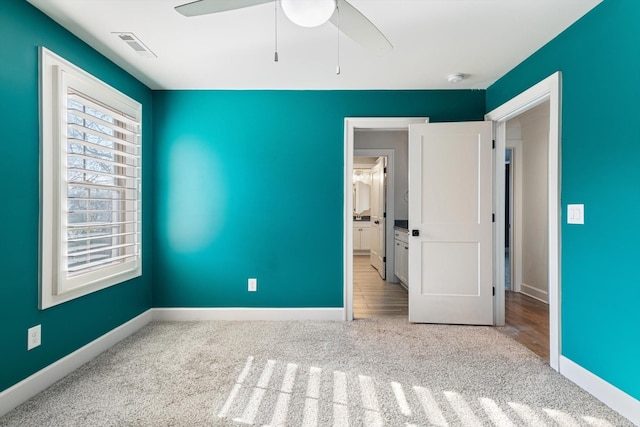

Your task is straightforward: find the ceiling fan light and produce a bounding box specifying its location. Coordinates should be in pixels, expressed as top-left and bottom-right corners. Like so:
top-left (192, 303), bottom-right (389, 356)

top-left (280, 0), bottom-right (337, 28)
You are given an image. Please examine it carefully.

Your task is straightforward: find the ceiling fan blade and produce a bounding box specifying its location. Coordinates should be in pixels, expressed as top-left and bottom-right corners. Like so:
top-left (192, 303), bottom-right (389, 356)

top-left (175, 0), bottom-right (273, 17)
top-left (329, 0), bottom-right (392, 56)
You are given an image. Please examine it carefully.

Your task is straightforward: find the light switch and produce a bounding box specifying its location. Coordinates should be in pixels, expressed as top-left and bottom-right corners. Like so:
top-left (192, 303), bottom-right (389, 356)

top-left (567, 204), bottom-right (584, 224)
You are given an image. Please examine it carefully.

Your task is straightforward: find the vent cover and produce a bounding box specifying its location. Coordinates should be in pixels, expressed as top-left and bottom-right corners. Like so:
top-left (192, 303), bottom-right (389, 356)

top-left (113, 32), bottom-right (157, 58)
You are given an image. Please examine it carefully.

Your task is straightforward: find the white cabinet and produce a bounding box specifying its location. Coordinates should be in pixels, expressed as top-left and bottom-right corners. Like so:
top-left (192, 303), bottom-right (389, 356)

top-left (353, 223), bottom-right (371, 252)
top-left (394, 229), bottom-right (409, 288)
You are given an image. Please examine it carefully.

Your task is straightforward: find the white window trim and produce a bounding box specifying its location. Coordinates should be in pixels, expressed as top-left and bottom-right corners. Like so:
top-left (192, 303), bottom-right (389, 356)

top-left (39, 47), bottom-right (142, 309)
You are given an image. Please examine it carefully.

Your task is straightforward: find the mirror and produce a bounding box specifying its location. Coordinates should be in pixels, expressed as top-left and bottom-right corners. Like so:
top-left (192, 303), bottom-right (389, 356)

top-left (353, 168), bottom-right (372, 216)
top-left (354, 181), bottom-right (371, 214)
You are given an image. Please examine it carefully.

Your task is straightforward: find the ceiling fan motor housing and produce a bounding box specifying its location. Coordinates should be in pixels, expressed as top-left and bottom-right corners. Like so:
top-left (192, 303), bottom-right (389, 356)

top-left (279, 0), bottom-right (337, 27)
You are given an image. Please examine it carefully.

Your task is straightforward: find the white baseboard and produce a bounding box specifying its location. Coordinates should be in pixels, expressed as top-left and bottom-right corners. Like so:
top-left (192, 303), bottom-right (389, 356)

top-left (560, 356), bottom-right (640, 425)
top-left (520, 283), bottom-right (549, 303)
top-left (0, 307), bottom-right (344, 417)
top-left (0, 310), bottom-right (152, 418)
top-left (152, 307), bottom-right (345, 321)
top-left (6, 310), bottom-right (636, 425)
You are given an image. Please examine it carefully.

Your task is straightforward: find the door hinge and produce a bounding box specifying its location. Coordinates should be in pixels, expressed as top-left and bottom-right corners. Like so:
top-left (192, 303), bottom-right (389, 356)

top-left (492, 213), bottom-right (495, 223)
top-left (384, 167), bottom-right (387, 173)
top-left (383, 257), bottom-right (386, 262)
top-left (492, 139), bottom-right (495, 149)
top-left (383, 212), bottom-right (387, 218)
top-left (493, 286), bottom-right (495, 296)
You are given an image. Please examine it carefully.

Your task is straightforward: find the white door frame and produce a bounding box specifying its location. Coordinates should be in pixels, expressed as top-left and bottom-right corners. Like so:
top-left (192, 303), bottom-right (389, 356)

top-left (486, 71), bottom-right (562, 370)
top-left (344, 118), bottom-right (428, 321)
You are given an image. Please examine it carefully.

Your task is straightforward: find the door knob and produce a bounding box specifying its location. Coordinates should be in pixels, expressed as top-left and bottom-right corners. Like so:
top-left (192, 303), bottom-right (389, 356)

top-left (374, 220), bottom-right (380, 224)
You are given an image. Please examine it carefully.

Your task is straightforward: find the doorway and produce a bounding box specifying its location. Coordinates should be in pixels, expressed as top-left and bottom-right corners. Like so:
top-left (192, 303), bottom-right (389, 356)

top-left (487, 71), bottom-right (562, 370)
top-left (502, 104), bottom-right (551, 362)
top-left (352, 153), bottom-right (409, 319)
top-left (344, 118), bottom-right (427, 321)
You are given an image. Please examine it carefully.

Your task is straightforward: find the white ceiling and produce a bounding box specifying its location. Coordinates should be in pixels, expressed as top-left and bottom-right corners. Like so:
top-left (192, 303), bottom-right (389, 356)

top-left (27, 0), bottom-right (602, 90)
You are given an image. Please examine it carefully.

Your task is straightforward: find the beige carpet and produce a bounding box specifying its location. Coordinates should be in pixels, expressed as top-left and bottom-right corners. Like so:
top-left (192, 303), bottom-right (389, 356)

top-left (0, 319), bottom-right (633, 426)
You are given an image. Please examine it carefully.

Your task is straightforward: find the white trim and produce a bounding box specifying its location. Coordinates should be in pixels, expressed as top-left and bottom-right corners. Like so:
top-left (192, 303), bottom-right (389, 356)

top-left (344, 118), bottom-right (429, 321)
top-left (520, 283), bottom-right (549, 303)
top-left (560, 356), bottom-right (640, 425)
top-left (354, 149), bottom-right (395, 283)
top-left (0, 310), bottom-right (152, 418)
top-left (151, 308), bottom-right (344, 321)
top-left (4, 308), bottom-right (636, 424)
top-left (486, 71), bottom-right (562, 371)
top-left (0, 307), bottom-right (341, 417)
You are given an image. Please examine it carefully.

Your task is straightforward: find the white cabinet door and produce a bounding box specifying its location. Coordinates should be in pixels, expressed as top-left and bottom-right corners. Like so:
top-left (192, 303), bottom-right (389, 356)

top-left (408, 121), bottom-right (493, 325)
top-left (401, 243), bottom-right (408, 285)
top-left (360, 226), bottom-right (371, 250)
top-left (354, 224), bottom-right (371, 251)
top-left (394, 239), bottom-right (402, 280)
top-left (394, 231), bottom-right (408, 286)
top-left (353, 226), bottom-right (362, 250)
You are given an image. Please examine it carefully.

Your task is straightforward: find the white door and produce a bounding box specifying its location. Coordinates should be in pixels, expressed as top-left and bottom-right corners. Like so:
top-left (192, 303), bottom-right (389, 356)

top-left (408, 122), bottom-right (493, 325)
top-left (369, 157), bottom-right (386, 279)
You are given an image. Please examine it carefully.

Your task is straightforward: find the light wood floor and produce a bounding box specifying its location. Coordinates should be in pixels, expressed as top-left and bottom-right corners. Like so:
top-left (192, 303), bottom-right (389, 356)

top-left (353, 255), bottom-right (408, 318)
top-left (503, 291), bottom-right (550, 362)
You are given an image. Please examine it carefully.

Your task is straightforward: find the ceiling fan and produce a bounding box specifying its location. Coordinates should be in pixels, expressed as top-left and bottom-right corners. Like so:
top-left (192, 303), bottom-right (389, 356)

top-left (175, 0), bottom-right (393, 56)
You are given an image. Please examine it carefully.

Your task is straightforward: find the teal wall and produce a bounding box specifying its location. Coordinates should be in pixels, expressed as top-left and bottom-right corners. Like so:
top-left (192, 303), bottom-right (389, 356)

top-left (487, 0), bottom-right (640, 400)
top-left (152, 90), bottom-right (485, 307)
top-left (0, 1), bottom-right (153, 392)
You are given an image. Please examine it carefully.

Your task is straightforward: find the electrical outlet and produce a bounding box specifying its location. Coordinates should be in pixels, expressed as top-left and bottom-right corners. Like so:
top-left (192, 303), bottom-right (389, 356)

top-left (248, 278), bottom-right (257, 292)
top-left (27, 325), bottom-right (41, 351)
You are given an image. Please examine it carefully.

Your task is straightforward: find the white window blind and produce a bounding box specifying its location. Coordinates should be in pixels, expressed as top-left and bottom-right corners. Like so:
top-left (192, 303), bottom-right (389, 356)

top-left (65, 89), bottom-right (141, 276)
top-left (40, 48), bottom-right (142, 309)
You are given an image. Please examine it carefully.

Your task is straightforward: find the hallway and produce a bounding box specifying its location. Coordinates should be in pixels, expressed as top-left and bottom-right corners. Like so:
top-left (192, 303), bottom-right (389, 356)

top-left (503, 291), bottom-right (550, 362)
top-left (353, 255), bottom-right (408, 318)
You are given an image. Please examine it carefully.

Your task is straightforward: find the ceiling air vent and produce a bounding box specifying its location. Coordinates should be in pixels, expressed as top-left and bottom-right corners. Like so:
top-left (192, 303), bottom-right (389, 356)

top-left (113, 32), bottom-right (157, 58)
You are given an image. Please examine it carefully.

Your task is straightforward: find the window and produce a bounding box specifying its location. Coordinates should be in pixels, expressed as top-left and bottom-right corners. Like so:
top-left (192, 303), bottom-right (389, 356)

top-left (40, 48), bottom-right (142, 309)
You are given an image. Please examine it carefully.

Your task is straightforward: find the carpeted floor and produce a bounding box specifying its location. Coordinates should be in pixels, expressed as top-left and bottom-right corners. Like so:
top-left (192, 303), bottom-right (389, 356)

top-left (0, 319), bottom-right (633, 426)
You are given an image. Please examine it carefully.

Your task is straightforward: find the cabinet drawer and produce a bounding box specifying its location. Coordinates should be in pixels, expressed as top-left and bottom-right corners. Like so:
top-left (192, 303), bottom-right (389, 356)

top-left (394, 230), bottom-right (409, 244)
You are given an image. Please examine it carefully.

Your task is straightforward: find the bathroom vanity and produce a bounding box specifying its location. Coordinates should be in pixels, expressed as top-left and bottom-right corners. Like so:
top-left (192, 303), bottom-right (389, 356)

top-left (353, 217), bottom-right (371, 253)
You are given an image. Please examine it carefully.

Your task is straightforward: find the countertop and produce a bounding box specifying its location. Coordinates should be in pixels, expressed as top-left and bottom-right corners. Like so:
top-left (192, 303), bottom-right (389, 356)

top-left (394, 219), bottom-right (408, 232)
